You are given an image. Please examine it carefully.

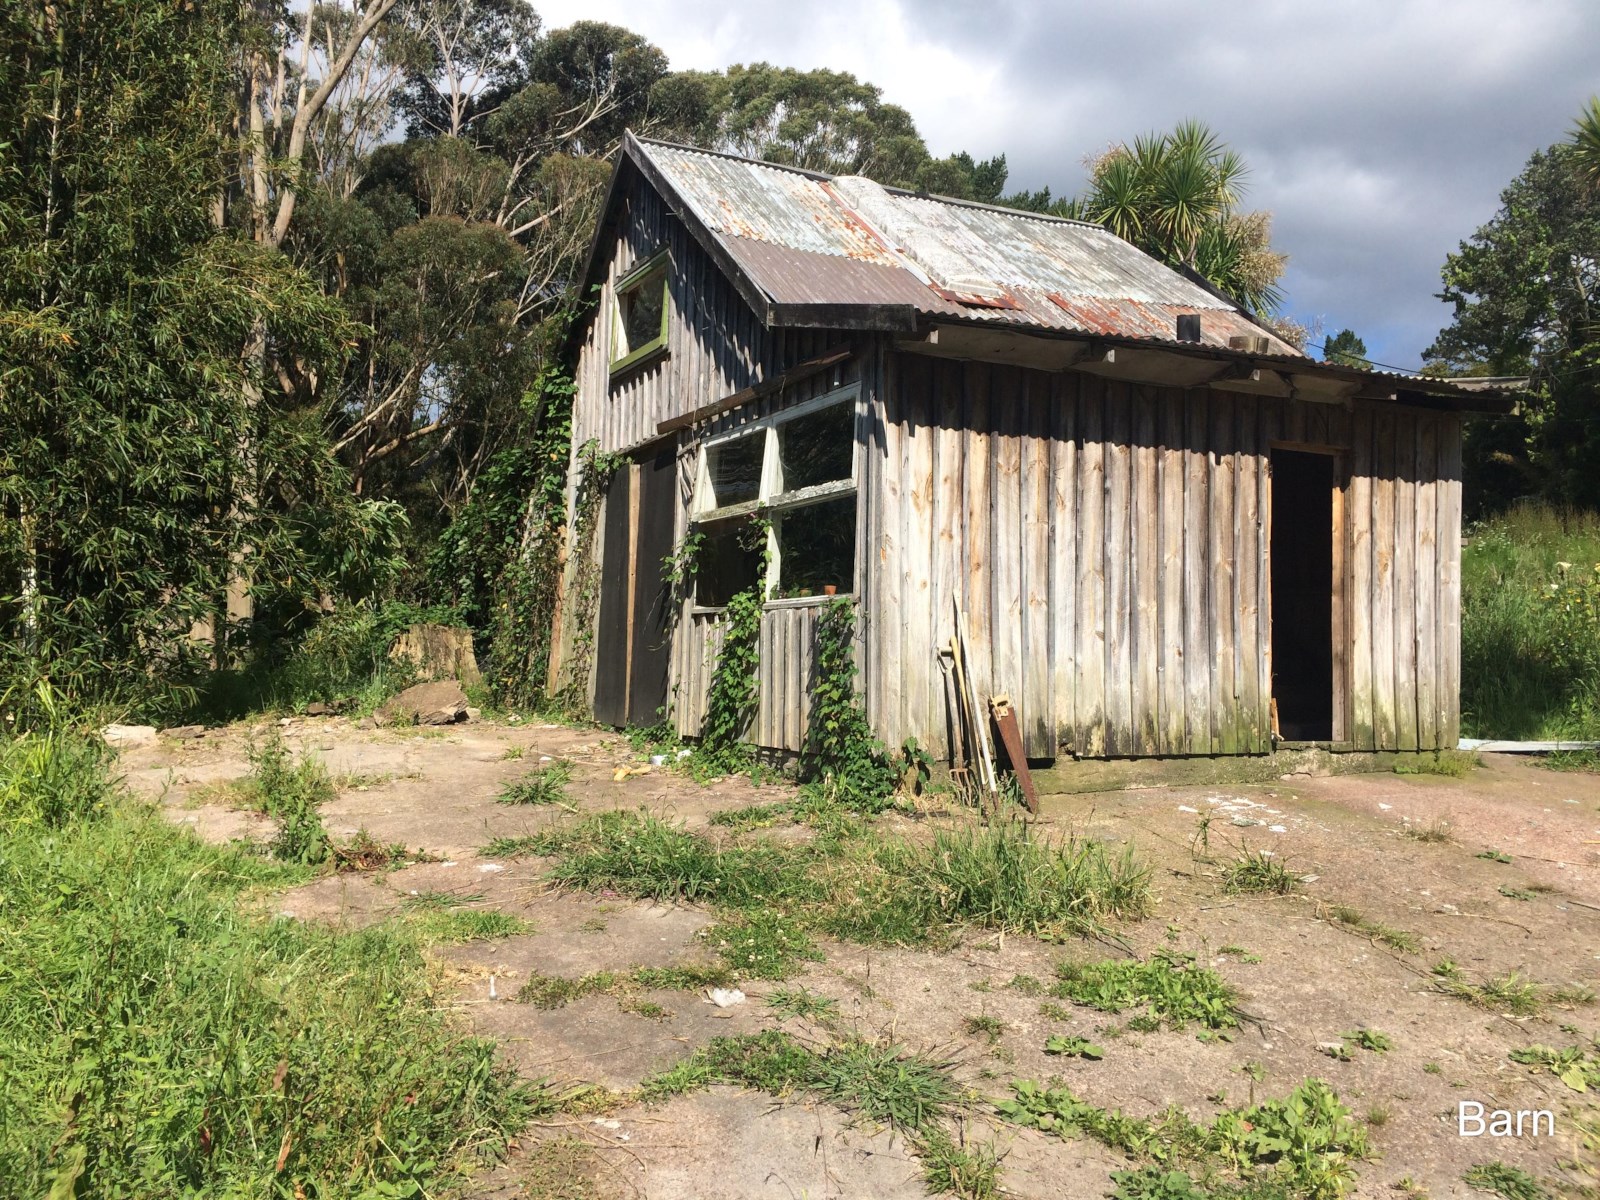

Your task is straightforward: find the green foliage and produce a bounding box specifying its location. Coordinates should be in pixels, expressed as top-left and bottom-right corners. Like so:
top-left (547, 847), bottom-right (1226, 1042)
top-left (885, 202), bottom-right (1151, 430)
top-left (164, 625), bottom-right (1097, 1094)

top-left (1393, 749), bottom-right (1479, 777)
top-left (918, 1129), bottom-right (1000, 1200)
top-left (1051, 953), bottom-right (1238, 1030)
top-left (0, 754), bottom-right (532, 1195)
top-left (799, 597), bottom-right (900, 812)
top-left (898, 819), bottom-right (1153, 938)
top-left (428, 366), bottom-right (575, 710)
top-left (1325, 906), bottom-right (1420, 953)
top-left (707, 801), bottom-right (791, 829)
top-left (1221, 849), bottom-right (1297, 895)
top-left (245, 733), bottom-right (334, 865)
top-left (664, 62), bottom-right (1006, 200)
top-left (0, 692), bottom-right (109, 827)
top-left (1067, 121), bottom-right (1285, 314)
top-left (703, 910), bottom-right (818, 980)
top-left (516, 963), bottom-right (732, 1009)
top-left (1509, 1038), bottom-right (1600, 1092)
top-left (1044, 1034), bottom-right (1105, 1059)
top-left (1425, 144), bottom-right (1600, 515)
top-left (766, 987), bottom-right (839, 1022)
top-left (1000, 1078), bottom-right (1367, 1198)
top-left (1341, 1029), bottom-right (1392, 1054)
top-left (498, 759), bottom-right (572, 805)
top-left (1462, 1163), bottom-right (1552, 1200)
top-left (0, 0), bottom-right (406, 707)
top-left (695, 519), bottom-right (771, 771)
top-left (1321, 329), bottom-right (1369, 368)
top-left (553, 440), bottom-right (629, 715)
top-left (1574, 95), bottom-right (1600, 192)
top-left (504, 809), bottom-right (1150, 968)
top-left (1462, 507), bottom-right (1600, 738)
top-left (1429, 960), bottom-right (1585, 1016)
top-left (1108, 1167), bottom-right (1210, 1200)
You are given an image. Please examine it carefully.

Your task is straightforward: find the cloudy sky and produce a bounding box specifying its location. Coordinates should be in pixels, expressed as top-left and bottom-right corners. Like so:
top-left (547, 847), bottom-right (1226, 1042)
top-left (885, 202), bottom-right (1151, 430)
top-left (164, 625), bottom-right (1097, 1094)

top-left (537, 0), bottom-right (1599, 370)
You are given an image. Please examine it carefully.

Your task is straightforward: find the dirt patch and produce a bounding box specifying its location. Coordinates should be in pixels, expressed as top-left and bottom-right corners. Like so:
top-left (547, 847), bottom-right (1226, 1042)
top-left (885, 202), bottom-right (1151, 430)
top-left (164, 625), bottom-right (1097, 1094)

top-left (116, 720), bottom-right (1600, 1197)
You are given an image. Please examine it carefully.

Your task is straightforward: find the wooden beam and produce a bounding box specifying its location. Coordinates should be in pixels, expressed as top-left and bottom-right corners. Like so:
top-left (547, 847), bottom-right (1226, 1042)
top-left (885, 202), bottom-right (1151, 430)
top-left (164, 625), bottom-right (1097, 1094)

top-left (655, 345), bottom-right (854, 436)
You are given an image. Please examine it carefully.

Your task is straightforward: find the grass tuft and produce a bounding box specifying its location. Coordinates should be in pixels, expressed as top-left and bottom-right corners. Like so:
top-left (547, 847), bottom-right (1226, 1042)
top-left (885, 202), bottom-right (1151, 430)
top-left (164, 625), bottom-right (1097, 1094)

top-left (497, 759), bottom-right (572, 806)
top-left (244, 731), bottom-right (334, 864)
top-left (1221, 848), bottom-right (1297, 895)
top-left (1462, 1162), bottom-right (1552, 1200)
top-left (1327, 905), bottom-right (1422, 953)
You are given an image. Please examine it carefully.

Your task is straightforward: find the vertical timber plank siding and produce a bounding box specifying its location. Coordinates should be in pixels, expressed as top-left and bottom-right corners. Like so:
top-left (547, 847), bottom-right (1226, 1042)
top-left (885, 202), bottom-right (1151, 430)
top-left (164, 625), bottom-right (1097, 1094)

top-left (1209, 393), bottom-right (1238, 753)
top-left (1371, 409), bottom-right (1398, 750)
top-left (1021, 372), bottom-right (1054, 755)
top-left (877, 358), bottom-right (906, 743)
top-left (1075, 379), bottom-right (1107, 757)
top-left (904, 361), bottom-right (937, 750)
top-left (1048, 375), bottom-right (1078, 755)
top-left (964, 364), bottom-right (994, 704)
top-left (1347, 412), bottom-right (1376, 750)
top-left (1438, 414), bottom-right (1464, 748)
top-left (932, 361), bottom-right (963, 759)
top-left (993, 371), bottom-right (1026, 740)
top-left (1415, 416), bottom-right (1440, 750)
top-left (1183, 391), bottom-right (1213, 754)
top-left (1131, 388), bottom-right (1161, 754)
top-left (1156, 391), bottom-right (1187, 755)
top-left (1234, 398), bottom-right (1262, 754)
top-left (1393, 411), bottom-right (1420, 751)
top-left (1103, 386), bottom-right (1133, 756)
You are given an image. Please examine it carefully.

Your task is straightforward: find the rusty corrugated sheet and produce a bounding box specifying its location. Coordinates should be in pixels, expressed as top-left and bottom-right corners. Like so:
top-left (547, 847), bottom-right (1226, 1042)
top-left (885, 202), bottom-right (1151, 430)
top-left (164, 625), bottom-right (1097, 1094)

top-left (641, 139), bottom-right (1299, 354)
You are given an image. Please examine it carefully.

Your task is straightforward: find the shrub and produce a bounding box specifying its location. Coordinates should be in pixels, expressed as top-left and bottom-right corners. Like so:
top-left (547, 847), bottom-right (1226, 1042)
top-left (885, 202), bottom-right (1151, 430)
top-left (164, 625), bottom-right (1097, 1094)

top-left (245, 733), bottom-right (333, 865)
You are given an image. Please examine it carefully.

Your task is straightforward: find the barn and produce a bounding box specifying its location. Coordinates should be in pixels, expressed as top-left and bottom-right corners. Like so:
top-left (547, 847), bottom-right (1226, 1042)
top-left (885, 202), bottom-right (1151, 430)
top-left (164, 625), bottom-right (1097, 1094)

top-left (549, 131), bottom-right (1507, 764)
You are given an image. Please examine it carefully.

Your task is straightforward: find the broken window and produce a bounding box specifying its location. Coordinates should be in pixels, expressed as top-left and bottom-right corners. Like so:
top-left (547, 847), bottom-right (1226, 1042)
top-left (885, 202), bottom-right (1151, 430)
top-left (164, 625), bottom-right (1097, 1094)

top-left (610, 251), bottom-right (669, 374)
top-left (704, 431), bottom-right (764, 509)
top-left (690, 387), bottom-right (860, 607)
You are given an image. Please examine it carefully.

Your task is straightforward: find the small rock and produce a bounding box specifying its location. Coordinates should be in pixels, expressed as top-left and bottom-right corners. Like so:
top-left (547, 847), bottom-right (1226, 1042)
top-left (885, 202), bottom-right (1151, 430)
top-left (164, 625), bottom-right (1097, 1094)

top-left (464, 706), bottom-right (482, 721)
top-left (305, 701), bottom-right (330, 716)
top-left (101, 723), bottom-right (157, 746)
top-left (277, 717), bottom-right (292, 727)
top-left (1436, 903), bottom-right (1461, 915)
top-left (159, 724), bottom-right (205, 740)
top-left (355, 716), bottom-right (376, 730)
top-left (379, 680), bottom-right (469, 726)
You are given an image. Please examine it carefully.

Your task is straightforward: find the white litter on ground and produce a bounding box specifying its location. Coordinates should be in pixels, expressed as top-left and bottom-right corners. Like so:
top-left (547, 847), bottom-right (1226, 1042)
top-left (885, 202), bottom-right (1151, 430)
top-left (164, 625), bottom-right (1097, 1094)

top-left (478, 862), bottom-right (505, 873)
top-left (707, 987), bottom-right (746, 1007)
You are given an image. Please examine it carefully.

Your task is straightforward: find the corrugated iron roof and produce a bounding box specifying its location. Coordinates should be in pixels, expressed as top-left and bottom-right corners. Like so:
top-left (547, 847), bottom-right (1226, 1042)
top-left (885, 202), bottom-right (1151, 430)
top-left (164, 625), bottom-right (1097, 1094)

top-left (636, 137), bottom-right (1299, 355)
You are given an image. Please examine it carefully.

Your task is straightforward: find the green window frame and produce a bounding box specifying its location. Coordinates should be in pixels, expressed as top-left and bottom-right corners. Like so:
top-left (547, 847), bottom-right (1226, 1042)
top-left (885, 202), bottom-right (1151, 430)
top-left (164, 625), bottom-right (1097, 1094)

top-left (609, 249), bottom-right (670, 377)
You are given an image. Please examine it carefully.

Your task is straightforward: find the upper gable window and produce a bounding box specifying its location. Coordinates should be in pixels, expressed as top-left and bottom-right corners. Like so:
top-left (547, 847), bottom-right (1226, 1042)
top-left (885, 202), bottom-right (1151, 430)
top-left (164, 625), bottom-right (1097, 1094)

top-left (610, 249), bottom-right (669, 376)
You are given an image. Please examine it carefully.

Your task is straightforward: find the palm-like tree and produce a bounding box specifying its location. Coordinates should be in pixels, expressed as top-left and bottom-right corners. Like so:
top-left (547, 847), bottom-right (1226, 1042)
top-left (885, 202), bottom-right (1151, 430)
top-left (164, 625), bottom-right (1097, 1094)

top-left (1074, 120), bottom-right (1282, 314)
top-left (1572, 96), bottom-right (1600, 192)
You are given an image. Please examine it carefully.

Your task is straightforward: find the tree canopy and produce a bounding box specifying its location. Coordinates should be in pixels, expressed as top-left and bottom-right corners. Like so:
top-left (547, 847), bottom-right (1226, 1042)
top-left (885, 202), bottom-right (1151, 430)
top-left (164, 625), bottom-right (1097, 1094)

top-left (1323, 329), bottom-right (1369, 367)
top-left (1426, 139), bottom-right (1600, 513)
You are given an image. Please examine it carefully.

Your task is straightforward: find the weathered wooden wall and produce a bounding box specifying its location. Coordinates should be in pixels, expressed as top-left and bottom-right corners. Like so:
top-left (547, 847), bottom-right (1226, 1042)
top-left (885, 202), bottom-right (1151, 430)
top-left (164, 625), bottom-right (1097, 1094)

top-left (870, 352), bottom-right (1462, 759)
top-left (571, 168), bottom-right (841, 455)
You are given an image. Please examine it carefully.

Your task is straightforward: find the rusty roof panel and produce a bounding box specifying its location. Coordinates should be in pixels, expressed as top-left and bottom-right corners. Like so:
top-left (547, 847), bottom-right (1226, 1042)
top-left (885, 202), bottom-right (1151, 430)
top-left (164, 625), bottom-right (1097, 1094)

top-left (639, 138), bottom-right (1299, 355)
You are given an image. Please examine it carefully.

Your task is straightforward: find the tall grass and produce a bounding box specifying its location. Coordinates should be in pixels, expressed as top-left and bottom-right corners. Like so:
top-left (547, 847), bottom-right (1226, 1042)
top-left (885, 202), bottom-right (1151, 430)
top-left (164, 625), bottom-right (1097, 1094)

top-left (0, 723), bottom-right (533, 1197)
top-left (1461, 504), bottom-right (1600, 740)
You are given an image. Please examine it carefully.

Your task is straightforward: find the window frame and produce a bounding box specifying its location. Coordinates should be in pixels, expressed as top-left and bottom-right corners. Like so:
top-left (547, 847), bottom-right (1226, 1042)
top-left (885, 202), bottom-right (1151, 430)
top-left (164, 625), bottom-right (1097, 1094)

top-left (609, 249), bottom-right (671, 377)
top-left (690, 383), bottom-right (862, 610)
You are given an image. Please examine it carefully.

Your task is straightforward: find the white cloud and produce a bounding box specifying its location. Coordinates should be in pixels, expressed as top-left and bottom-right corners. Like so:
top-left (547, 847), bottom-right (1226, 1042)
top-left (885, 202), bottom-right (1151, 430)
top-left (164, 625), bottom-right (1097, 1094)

top-left (533, 0), bottom-right (1600, 366)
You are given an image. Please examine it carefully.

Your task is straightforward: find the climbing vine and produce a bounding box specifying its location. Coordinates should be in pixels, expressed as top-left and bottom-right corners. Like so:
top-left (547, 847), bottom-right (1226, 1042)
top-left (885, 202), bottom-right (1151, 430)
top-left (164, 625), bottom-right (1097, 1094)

top-left (553, 438), bottom-right (628, 714)
top-left (696, 519), bottom-right (771, 771)
top-left (800, 597), bottom-right (903, 812)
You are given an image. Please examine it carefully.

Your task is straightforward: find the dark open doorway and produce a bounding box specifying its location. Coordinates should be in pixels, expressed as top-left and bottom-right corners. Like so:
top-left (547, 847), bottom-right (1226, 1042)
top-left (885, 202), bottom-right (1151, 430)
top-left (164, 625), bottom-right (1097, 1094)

top-left (1270, 449), bottom-right (1336, 741)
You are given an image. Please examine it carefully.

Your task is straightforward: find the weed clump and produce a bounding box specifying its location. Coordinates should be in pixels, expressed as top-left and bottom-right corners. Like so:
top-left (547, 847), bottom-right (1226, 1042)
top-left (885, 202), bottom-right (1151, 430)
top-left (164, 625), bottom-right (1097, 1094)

top-left (1000, 1076), bottom-right (1368, 1198)
top-left (1326, 905), bottom-right (1421, 953)
top-left (1462, 1161), bottom-right (1552, 1200)
top-left (1051, 953), bottom-right (1238, 1030)
top-left (1221, 848), bottom-right (1297, 895)
top-left (245, 732), bottom-right (333, 864)
top-left (497, 758), bottom-right (572, 805)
